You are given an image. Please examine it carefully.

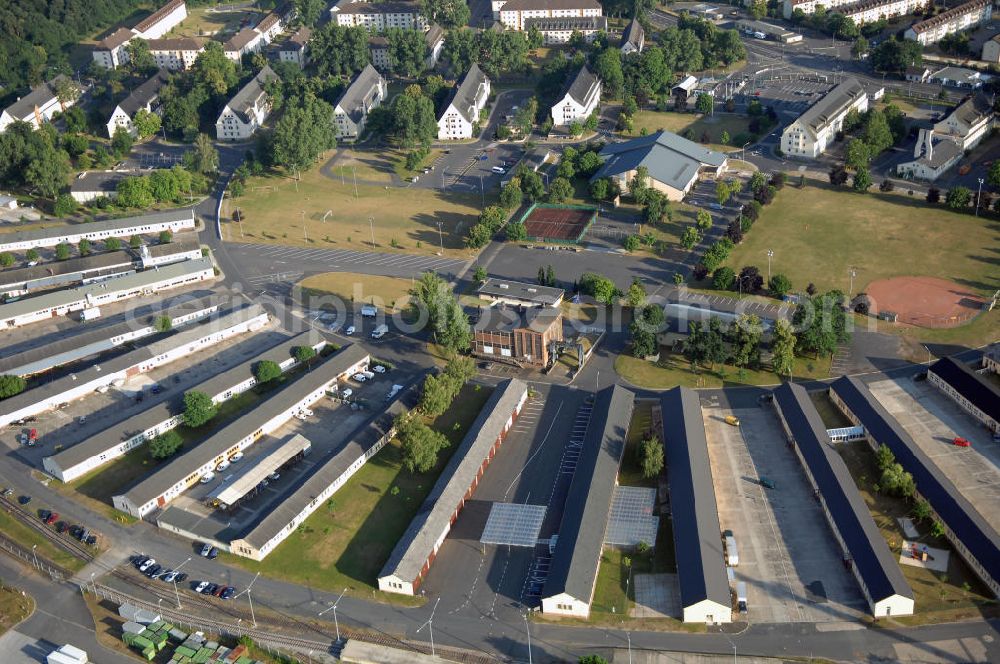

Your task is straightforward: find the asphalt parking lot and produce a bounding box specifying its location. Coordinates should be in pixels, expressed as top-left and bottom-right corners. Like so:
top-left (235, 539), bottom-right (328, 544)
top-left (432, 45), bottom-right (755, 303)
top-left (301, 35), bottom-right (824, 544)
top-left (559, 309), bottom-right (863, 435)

top-left (867, 377), bottom-right (1000, 533)
top-left (420, 383), bottom-right (590, 622)
top-left (701, 399), bottom-right (866, 624)
top-left (746, 79), bottom-right (833, 118)
top-left (8, 327), bottom-right (287, 467)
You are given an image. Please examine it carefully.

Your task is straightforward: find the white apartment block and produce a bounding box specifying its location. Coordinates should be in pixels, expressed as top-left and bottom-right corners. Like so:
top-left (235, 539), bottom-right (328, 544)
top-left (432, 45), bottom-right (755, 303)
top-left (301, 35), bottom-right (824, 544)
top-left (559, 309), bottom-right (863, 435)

top-left (781, 78), bottom-right (868, 158)
top-left (550, 65), bottom-right (601, 126)
top-left (437, 64), bottom-right (491, 140)
top-left (524, 16), bottom-right (608, 43)
top-left (783, 0), bottom-right (925, 20)
top-left (216, 66), bottom-right (279, 141)
top-left (106, 70), bottom-right (169, 138)
top-left (331, 1), bottom-right (427, 31)
top-left (279, 26), bottom-right (312, 67)
top-left (933, 92), bottom-right (994, 150)
top-left (223, 27), bottom-right (266, 62)
top-left (498, 0), bottom-right (603, 31)
top-left (0, 76), bottom-right (78, 133)
top-left (92, 0), bottom-right (188, 68)
top-left (334, 65), bottom-right (387, 139)
top-left (147, 38), bottom-right (204, 70)
top-left (905, 0), bottom-right (992, 44)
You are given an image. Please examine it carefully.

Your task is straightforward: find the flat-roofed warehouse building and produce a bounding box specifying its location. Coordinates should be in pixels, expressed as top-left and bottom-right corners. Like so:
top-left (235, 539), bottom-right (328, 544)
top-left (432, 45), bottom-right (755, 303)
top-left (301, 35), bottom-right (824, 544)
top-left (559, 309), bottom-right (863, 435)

top-left (207, 434), bottom-right (313, 510)
top-left (229, 380), bottom-right (421, 560)
top-left (830, 375), bottom-right (1000, 598)
top-left (0, 256), bottom-right (215, 329)
top-left (0, 251), bottom-right (135, 298)
top-left (113, 345), bottom-right (371, 518)
top-left (659, 386), bottom-right (732, 624)
top-left (43, 330), bottom-right (323, 482)
top-left (0, 295), bottom-right (220, 378)
top-left (541, 384), bottom-right (633, 618)
top-left (773, 383), bottom-right (914, 617)
top-left (0, 209), bottom-right (195, 253)
top-left (378, 378), bottom-right (529, 595)
top-left (0, 303), bottom-right (269, 429)
top-left (137, 238), bottom-right (203, 269)
top-left (927, 357), bottom-right (1000, 433)
top-left (477, 277), bottom-right (564, 308)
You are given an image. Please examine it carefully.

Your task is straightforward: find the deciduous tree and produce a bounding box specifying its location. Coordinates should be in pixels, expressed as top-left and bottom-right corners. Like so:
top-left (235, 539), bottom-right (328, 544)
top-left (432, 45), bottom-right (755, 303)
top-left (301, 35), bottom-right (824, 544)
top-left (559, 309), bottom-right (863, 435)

top-left (183, 390), bottom-right (218, 428)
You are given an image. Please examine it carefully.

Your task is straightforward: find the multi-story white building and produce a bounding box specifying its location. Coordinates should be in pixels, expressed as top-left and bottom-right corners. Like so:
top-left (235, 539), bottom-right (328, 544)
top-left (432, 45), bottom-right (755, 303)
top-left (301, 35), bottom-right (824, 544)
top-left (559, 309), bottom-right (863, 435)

top-left (334, 64), bottom-right (387, 140)
top-left (620, 17), bottom-right (645, 54)
top-left (223, 27), bottom-right (266, 62)
top-left (983, 33), bottom-right (1000, 62)
top-left (92, 0), bottom-right (188, 68)
top-left (550, 65), bottom-right (601, 126)
top-left (105, 70), bottom-right (170, 138)
top-left (523, 15), bottom-right (608, 43)
top-left (933, 92), bottom-right (994, 150)
top-left (425, 24), bottom-right (445, 69)
top-left (498, 0), bottom-right (603, 31)
top-left (905, 0), bottom-right (992, 44)
top-left (147, 38), bottom-right (204, 70)
top-left (0, 209), bottom-right (196, 254)
top-left (216, 66), bottom-right (279, 141)
top-left (895, 128), bottom-right (963, 181)
top-left (279, 26), bottom-right (312, 67)
top-left (331, 1), bottom-right (427, 31)
top-left (437, 64), bottom-right (491, 140)
top-left (784, 0), bottom-right (926, 21)
top-left (368, 36), bottom-right (391, 70)
top-left (0, 76), bottom-right (78, 133)
top-left (781, 78), bottom-right (869, 158)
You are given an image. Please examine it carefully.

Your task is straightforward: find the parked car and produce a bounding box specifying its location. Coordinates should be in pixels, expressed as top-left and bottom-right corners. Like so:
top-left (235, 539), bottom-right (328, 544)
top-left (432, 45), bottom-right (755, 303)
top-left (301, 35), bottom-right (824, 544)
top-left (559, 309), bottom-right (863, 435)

top-left (345, 325), bottom-right (355, 335)
top-left (1, 488), bottom-right (12, 498)
top-left (162, 571), bottom-right (179, 583)
top-left (373, 365), bottom-right (387, 374)
top-left (203, 583), bottom-right (219, 595)
top-left (17, 495), bottom-right (31, 505)
top-left (56, 521), bottom-right (68, 534)
top-left (39, 509), bottom-right (51, 522)
top-left (268, 472), bottom-right (280, 482)
top-left (724, 415), bottom-right (740, 426)
top-left (212, 585), bottom-right (225, 597)
top-left (216, 460), bottom-right (230, 472)
top-left (952, 437), bottom-right (971, 447)
top-left (144, 564), bottom-right (162, 578)
top-left (200, 543), bottom-right (213, 557)
top-left (175, 573), bottom-right (188, 583)
top-left (231, 452), bottom-right (244, 462)
top-left (139, 558), bottom-right (157, 573)
top-left (220, 586), bottom-right (236, 600)
top-left (759, 476), bottom-right (776, 489)
top-left (84, 535), bottom-right (97, 546)
top-left (352, 373), bottom-right (367, 382)
top-left (200, 472), bottom-right (216, 484)
top-left (340, 388), bottom-right (353, 398)
top-left (45, 512), bottom-right (58, 525)
top-left (194, 581), bottom-right (210, 593)
top-left (207, 547), bottom-right (219, 560)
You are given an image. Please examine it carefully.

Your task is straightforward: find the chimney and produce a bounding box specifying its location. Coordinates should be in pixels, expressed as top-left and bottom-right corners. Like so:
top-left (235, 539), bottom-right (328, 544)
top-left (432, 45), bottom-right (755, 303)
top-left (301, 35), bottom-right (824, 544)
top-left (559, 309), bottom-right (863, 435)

top-left (925, 129), bottom-right (934, 162)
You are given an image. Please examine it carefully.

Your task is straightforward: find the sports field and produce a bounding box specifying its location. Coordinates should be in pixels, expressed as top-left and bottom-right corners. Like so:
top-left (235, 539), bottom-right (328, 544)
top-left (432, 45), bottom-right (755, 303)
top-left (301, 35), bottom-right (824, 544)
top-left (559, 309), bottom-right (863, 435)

top-left (520, 204), bottom-right (596, 243)
top-left (723, 181), bottom-right (999, 299)
top-left (226, 160), bottom-right (486, 258)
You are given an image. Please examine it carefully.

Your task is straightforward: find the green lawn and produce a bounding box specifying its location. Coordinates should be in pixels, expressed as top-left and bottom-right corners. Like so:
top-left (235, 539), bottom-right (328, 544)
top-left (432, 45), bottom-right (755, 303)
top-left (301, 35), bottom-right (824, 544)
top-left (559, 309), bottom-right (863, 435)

top-left (615, 350), bottom-right (832, 389)
top-left (223, 384), bottom-right (495, 600)
top-left (230, 160), bottom-right (487, 258)
top-left (724, 180), bottom-right (999, 299)
top-left (0, 510), bottom-right (86, 572)
top-left (624, 111), bottom-right (750, 151)
top-left (836, 440), bottom-right (999, 625)
top-left (591, 523), bottom-right (677, 617)
top-left (169, 5), bottom-right (254, 38)
top-left (298, 272), bottom-right (415, 313)
top-left (618, 401), bottom-right (657, 488)
top-left (0, 583), bottom-right (33, 635)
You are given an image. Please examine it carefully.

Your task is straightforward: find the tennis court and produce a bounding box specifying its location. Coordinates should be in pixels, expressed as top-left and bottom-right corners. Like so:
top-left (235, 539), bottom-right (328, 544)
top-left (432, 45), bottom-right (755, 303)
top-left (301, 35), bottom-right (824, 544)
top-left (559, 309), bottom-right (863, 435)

top-left (519, 204), bottom-right (597, 244)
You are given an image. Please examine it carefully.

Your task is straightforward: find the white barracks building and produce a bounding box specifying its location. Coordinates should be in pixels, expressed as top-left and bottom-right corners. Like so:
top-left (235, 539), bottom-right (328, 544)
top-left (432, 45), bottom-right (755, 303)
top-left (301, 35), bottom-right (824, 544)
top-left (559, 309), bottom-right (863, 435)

top-left (498, 0), bottom-right (603, 31)
top-left (781, 78), bottom-right (868, 158)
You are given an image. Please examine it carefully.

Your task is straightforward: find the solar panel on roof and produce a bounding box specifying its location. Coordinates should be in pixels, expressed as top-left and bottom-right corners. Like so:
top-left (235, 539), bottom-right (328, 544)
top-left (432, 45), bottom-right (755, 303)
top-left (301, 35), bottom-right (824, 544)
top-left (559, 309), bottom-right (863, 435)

top-left (480, 503), bottom-right (547, 547)
top-left (605, 486), bottom-right (658, 547)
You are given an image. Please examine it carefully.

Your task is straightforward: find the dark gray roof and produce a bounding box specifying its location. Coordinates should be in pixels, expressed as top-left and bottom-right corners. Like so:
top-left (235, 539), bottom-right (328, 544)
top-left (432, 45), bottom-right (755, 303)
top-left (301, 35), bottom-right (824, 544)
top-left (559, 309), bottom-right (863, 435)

top-left (473, 305), bottom-right (562, 334)
top-left (477, 277), bottom-right (564, 306)
top-left (146, 37), bottom-right (205, 52)
top-left (0, 303), bottom-right (262, 422)
top-left (337, 1), bottom-right (420, 14)
top-left (523, 16), bottom-right (607, 32)
top-left (0, 209), bottom-right (194, 247)
top-left (0, 251), bottom-right (133, 290)
top-left (830, 375), bottom-right (1000, 591)
top-left (237, 379), bottom-right (422, 551)
top-left (227, 66), bottom-right (279, 123)
top-left (594, 130), bottom-right (727, 191)
top-left (929, 357), bottom-right (1000, 422)
top-left (47, 330), bottom-right (322, 474)
top-left (117, 70), bottom-right (170, 117)
top-left (622, 18), bottom-right (644, 48)
top-left (3, 76), bottom-right (73, 121)
top-left (335, 64), bottom-right (384, 124)
top-left (560, 65), bottom-right (601, 108)
top-left (794, 78), bottom-right (866, 135)
top-left (0, 295), bottom-right (220, 376)
top-left (70, 171), bottom-right (129, 195)
top-left (144, 237), bottom-right (201, 259)
top-left (773, 383), bottom-right (913, 606)
top-left (441, 64), bottom-right (490, 124)
top-left (940, 93), bottom-right (992, 127)
top-left (659, 387), bottom-right (731, 610)
top-left (281, 26), bottom-right (312, 51)
top-left (424, 24), bottom-right (444, 47)
top-left (543, 385), bottom-right (633, 603)
top-left (379, 379), bottom-right (528, 584)
top-left (117, 344), bottom-right (370, 512)
top-left (909, 135), bottom-right (962, 168)
top-left (98, 27), bottom-right (136, 50)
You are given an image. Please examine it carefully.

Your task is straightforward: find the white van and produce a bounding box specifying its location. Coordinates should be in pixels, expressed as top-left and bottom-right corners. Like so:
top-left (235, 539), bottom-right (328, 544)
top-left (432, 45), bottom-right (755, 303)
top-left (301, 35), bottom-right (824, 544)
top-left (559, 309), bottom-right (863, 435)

top-left (725, 534), bottom-right (739, 566)
top-left (491, 166), bottom-right (506, 174)
top-left (371, 324), bottom-right (388, 339)
top-left (736, 582), bottom-right (748, 614)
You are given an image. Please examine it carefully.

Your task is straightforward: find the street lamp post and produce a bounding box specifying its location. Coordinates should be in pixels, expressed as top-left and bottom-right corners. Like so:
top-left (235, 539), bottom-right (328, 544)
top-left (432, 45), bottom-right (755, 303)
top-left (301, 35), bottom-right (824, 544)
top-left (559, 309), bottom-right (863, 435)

top-left (31, 544), bottom-right (38, 569)
top-left (319, 587), bottom-right (349, 643)
top-left (741, 141), bottom-right (750, 161)
top-left (436, 221), bottom-right (444, 255)
top-left (848, 267), bottom-right (857, 297)
top-left (523, 613), bottom-right (532, 664)
top-left (627, 632), bottom-right (632, 664)
top-left (416, 597), bottom-right (440, 657)
top-left (766, 249), bottom-right (774, 284)
top-left (976, 178), bottom-right (984, 216)
top-left (171, 557), bottom-right (192, 609)
top-left (235, 572), bottom-right (261, 628)
top-left (369, 216), bottom-right (375, 248)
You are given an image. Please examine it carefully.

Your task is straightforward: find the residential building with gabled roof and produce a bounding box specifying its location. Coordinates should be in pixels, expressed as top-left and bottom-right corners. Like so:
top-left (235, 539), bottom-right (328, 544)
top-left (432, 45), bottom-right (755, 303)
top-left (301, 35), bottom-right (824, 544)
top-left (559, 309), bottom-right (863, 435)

top-left (498, 0), bottom-right (603, 31)
top-left (550, 65), bottom-right (601, 126)
top-left (621, 17), bottom-right (645, 53)
top-left (523, 15), bottom-right (607, 44)
top-left (146, 37), bottom-right (205, 70)
top-left (330, 0), bottom-right (427, 31)
top-left (105, 70), bottom-right (170, 138)
top-left (223, 27), bottom-right (266, 62)
top-left (279, 26), bottom-right (312, 67)
top-left (334, 64), bottom-right (387, 140)
top-left (216, 66), bottom-right (280, 141)
top-left (933, 92), bottom-right (994, 150)
top-left (0, 75), bottom-right (78, 133)
top-left (905, 0), bottom-right (992, 44)
top-left (780, 78), bottom-right (868, 158)
top-left (437, 64), bottom-right (491, 140)
top-left (92, 0), bottom-right (188, 68)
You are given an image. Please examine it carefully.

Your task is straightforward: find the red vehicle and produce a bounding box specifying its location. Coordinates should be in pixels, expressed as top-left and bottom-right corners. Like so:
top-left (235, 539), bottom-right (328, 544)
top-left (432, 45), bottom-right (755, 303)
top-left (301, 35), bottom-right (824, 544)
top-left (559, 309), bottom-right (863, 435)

top-left (45, 512), bottom-right (58, 525)
top-left (952, 437), bottom-right (971, 447)
top-left (29, 429), bottom-right (37, 441)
